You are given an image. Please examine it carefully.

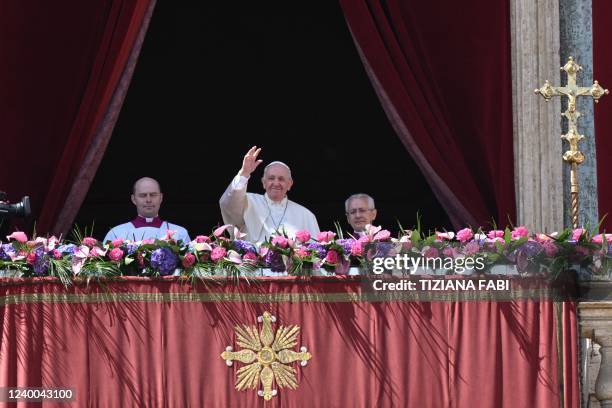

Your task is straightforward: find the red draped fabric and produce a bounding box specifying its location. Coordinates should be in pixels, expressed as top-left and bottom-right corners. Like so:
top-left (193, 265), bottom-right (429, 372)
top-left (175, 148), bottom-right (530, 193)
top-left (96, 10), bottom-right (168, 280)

top-left (338, 0), bottom-right (516, 228)
top-left (593, 0), bottom-right (612, 232)
top-left (0, 277), bottom-right (578, 407)
top-left (0, 0), bottom-right (153, 235)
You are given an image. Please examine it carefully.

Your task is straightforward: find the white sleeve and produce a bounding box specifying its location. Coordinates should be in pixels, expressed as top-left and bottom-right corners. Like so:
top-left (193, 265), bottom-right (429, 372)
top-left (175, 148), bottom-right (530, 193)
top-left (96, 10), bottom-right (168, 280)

top-left (219, 174), bottom-right (249, 228)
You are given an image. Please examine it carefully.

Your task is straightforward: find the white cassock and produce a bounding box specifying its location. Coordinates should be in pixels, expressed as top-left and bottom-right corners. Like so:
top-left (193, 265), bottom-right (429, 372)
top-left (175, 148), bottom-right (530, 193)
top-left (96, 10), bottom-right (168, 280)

top-left (219, 174), bottom-right (320, 243)
top-left (103, 216), bottom-right (190, 244)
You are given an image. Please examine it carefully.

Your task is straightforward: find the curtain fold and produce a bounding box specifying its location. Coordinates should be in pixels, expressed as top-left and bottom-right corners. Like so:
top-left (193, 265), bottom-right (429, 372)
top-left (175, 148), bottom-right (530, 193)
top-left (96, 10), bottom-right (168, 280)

top-left (0, 0), bottom-right (153, 236)
top-left (339, 0), bottom-right (516, 228)
top-left (593, 0), bottom-right (612, 232)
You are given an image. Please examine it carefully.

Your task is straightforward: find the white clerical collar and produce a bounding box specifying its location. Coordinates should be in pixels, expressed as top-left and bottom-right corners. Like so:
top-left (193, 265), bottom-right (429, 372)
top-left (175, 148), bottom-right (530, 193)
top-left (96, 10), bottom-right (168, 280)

top-left (264, 193), bottom-right (288, 207)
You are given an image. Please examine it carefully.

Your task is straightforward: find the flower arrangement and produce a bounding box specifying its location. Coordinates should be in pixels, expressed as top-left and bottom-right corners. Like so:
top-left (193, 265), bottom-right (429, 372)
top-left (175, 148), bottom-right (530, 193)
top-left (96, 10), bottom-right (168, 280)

top-left (0, 224), bottom-right (610, 284)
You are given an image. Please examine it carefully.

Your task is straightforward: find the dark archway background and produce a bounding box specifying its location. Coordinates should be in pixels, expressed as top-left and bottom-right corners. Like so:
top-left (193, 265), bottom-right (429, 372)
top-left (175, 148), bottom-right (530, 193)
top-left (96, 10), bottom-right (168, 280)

top-left (75, 1), bottom-right (451, 240)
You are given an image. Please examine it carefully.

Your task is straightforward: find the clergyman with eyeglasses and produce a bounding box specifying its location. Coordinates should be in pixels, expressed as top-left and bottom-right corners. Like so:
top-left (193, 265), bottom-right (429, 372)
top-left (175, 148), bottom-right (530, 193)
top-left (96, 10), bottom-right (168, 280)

top-left (103, 177), bottom-right (190, 243)
top-left (345, 193), bottom-right (377, 236)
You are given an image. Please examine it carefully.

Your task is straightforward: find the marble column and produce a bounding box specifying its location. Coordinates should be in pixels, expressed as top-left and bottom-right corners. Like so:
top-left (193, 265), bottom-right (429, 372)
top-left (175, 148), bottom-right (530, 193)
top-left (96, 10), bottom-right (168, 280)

top-left (510, 0), bottom-right (564, 232)
top-left (559, 0), bottom-right (599, 229)
top-left (579, 301), bottom-right (612, 408)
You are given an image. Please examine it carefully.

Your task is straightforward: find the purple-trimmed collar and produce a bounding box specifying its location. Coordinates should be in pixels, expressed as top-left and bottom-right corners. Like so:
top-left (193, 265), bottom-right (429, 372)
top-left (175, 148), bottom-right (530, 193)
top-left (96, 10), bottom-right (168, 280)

top-left (131, 216), bottom-right (163, 228)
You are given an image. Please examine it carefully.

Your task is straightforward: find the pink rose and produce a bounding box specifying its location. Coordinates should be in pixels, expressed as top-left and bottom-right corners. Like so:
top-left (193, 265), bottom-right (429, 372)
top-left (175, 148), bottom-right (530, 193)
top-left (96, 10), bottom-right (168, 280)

top-left (436, 231), bottom-right (455, 240)
top-left (487, 230), bottom-right (504, 239)
top-left (350, 242), bottom-right (363, 257)
top-left (542, 241), bottom-right (559, 257)
top-left (571, 228), bottom-right (585, 241)
top-left (373, 230), bottom-right (391, 241)
top-left (82, 237), bottom-right (98, 247)
top-left (243, 252), bottom-right (258, 263)
top-left (211, 247), bottom-right (227, 262)
top-left (325, 249), bottom-right (340, 264)
top-left (271, 235), bottom-right (289, 248)
top-left (195, 235), bottom-right (210, 243)
top-left (317, 231), bottom-right (336, 243)
top-left (422, 246), bottom-right (439, 259)
top-left (456, 228), bottom-right (474, 243)
top-left (26, 252), bottom-right (37, 264)
top-left (511, 226), bottom-right (529, 240)
top-left (108, 248), bottom-right (124, 261)
top-left (6, 231), bottom-right (28, 243)
top-left (295, 230), bottom-right (311, 243)
top-left (592, 234), bottom-right (612, 244)
top-left (111, 238), bottom-right (124, 248)
top-left (182, 253), bottom-right (196, 268)
top-left (52, 250), bottom-right (62, 260)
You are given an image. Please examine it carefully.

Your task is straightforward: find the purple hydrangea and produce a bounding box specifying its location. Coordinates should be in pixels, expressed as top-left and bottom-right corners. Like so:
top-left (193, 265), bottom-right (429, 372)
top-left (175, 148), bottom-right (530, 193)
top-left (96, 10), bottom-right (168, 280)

top-left (150, 247), bottom-right (178, 276)
top-left (33, 246), bottom-right (49, 275)
top-left (307, 243), bottom-right (326, 258)
top-left (336, 239), bottom-right (355, 255)
top-left (264, 251), bottom-right (285, 272)
top-left (57, 244), bottom-right (77, 255)
top-left (233, 239), bottom-right (257, 254)
top-left (0, 244), bottom-right (15, 260)
top-left (126, 243), bottom-right (139, 255)
top-left (513, 241), bottom-right (543, 272)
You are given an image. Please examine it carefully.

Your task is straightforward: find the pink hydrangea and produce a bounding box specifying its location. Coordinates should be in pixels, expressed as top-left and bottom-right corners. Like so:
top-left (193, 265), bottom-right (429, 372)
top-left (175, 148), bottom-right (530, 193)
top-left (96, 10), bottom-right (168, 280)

top-left (511, 226), bottom-right (529, 240)
top-left (111, 238), bottom-right (124, 248)
top-left (542, 241), bottom-right (558, 257)
top-left (243, 252), bottom-right (258, 263)
top-left (487, 230), bottom-right (504, 239)
top-left (571, 228), bottom-right (585, 241)
top-left (422, 246), bottom-right (439, 259)
top-left (195, 235), bottom-right (211, 243)
top-left (442, 246), bottom-right (460, 258)
top-left (211, 247), bottom-right (227, 262)
top-left (294, 247), bottom-right (308, 258)
top-left (350, 242), bottom-right (363, 256)
top-left (82, 237), bottom-right (98, 247)
top-left (295, 230), bottom-right (311, 243)
top-left (271, 235), bottom-right (289, 248)
top-left (182, 253), bottom-right (196, 268)
top-left (373, 230), bottom-right (391, 241)
top-left (108, 248), bottom-right (124, 261)
top-left (325, 249), bottom-right (340, 264)
top-left (6, 231), bottom-right (28, 243)
top-left (52, 250), bottom-right (63, 260)
top-left (462, 241), bottom-right (480, 255)
top-left (317, 231), bottom-right (336, 243)
top-left (456, 228), bottom-right (474, 243)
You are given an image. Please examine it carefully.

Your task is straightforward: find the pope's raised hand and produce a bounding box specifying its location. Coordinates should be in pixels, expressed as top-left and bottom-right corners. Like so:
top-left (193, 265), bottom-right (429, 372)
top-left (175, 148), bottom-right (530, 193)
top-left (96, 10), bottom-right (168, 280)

top-left (239, 146), bottom-right (263, 177)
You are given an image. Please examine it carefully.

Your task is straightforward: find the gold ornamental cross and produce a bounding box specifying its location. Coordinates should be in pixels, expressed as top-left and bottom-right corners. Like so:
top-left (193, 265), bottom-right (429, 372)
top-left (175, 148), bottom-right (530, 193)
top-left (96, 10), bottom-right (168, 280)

top-left (221, 311), bottom-right (312, 401)
top-left (535, 57), bottom-right (609, 228)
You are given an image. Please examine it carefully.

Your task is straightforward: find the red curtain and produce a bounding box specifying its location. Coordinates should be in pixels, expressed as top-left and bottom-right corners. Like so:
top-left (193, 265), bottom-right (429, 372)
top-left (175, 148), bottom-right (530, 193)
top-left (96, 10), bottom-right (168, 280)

top-left (0, 0), bottom-right (152, 236)
top-left (339, 0), bottom-right (516, 229)
top-left (0, 278), bottom-right (578, 407)
top-left (593, 0), bottom-right (612, 232)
